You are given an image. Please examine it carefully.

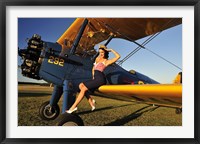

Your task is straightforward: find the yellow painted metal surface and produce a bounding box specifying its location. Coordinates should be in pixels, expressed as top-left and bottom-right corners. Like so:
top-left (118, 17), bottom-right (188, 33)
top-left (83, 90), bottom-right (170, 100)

top-left (98, 84), bottom-right (182, 98)
top-left (57, 18), bottom-right (182, 56)
top-left (57, 18), bottom-right (84, 45)
top-left (97, 84), bottom-right (182, 107)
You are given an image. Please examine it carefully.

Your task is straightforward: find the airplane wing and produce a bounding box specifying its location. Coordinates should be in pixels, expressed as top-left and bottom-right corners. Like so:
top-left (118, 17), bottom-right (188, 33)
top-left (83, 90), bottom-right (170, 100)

top-left (57, 18), bottom-right (182, 56)
top-left (96, 84), bottom-right (182, 108)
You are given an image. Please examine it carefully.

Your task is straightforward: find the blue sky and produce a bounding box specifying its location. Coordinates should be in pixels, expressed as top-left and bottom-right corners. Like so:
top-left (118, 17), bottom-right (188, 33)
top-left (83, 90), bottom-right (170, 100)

top-left (18, 18), bottom-right (182, 84)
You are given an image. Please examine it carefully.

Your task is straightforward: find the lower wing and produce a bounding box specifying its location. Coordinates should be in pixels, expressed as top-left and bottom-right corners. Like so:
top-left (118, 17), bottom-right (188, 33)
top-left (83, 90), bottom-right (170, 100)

top-left (95, 84), bottom-right (182, 108)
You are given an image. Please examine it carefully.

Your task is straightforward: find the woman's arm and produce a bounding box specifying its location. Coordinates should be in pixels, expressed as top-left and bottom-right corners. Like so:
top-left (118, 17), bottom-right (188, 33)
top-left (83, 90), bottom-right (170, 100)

top-left (105, 49), bottom-right (121, 66)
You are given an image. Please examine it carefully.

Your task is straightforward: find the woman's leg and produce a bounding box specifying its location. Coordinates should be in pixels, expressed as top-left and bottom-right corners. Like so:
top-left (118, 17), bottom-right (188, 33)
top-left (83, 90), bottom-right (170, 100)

top-left (85, 92), bottom-right (95, 108)
top-left (68, 83), bottom-right (88, 111)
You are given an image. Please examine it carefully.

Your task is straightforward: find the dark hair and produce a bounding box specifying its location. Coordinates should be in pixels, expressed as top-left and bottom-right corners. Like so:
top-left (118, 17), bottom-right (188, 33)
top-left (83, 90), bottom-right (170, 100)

top-left (99, 48), bottom-right (109, 59)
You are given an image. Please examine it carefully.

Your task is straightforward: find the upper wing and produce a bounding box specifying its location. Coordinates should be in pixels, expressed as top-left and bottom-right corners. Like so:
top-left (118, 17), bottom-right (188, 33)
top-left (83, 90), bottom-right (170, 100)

top-left (57, 18), bottom-right (182, 55)
top-left (96, 84), bottom-right (182, 108)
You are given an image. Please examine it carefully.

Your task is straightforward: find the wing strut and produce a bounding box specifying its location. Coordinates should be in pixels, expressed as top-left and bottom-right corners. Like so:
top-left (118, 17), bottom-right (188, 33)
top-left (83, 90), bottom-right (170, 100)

top-left (117, 19), bottom-right (182, 70)
top-left (91, 34), bottom-right (114, 62)
top-left (70, 19), bottom-right (88, 55)
top-left (104, 33), bottom-right (114, 46)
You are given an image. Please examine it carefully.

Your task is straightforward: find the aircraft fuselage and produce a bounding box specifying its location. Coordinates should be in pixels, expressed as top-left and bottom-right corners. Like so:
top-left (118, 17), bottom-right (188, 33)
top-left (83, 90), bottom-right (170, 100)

top-left (19, 34), bottom-right (158, 92)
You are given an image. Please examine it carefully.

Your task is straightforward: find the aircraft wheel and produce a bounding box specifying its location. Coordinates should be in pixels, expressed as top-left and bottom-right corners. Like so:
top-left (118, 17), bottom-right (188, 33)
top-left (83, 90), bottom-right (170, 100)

top-left (39, 101), bottom-right (60, 120)
top-left (175, 108), bottom-right (182, 114)
top-left (57, 113), bottom-right (84, 126)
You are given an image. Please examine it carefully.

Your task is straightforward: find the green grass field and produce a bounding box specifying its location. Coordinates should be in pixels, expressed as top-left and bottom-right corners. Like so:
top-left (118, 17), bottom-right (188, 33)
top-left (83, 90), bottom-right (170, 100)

top-left (18, 84), bottom-right (182, 126)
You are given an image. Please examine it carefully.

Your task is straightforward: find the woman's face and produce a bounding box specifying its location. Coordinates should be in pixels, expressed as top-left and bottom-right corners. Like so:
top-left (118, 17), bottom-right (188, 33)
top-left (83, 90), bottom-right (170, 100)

top-left (99, 49), bottom-right (105, 58)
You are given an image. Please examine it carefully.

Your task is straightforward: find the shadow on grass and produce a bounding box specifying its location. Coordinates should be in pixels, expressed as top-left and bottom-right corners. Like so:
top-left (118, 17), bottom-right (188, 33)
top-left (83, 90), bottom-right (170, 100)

top-left (104, 105), bottom-right (160, 126)
top-left (77, 103), bottom-right (135, 115)
top-left (18, 92), bottom-right (51, 97)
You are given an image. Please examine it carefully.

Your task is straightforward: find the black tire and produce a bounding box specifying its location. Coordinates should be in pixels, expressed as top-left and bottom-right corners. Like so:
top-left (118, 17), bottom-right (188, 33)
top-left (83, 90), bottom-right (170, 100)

top-left (57, 113), bottom-right (84, 126)
top-left (175, 108), bottom-right (182, 114)
top-left (39, 101), bottom-right (60, 121)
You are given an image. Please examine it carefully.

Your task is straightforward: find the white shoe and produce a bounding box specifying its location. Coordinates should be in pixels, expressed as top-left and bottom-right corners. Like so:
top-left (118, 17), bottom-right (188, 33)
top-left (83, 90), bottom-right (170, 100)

top-left (91, 106), bottom-right (95, 111)
top-left (66, 107), bottom-right (78, 114)
top-left (91, 99), bottom-right (96, 111)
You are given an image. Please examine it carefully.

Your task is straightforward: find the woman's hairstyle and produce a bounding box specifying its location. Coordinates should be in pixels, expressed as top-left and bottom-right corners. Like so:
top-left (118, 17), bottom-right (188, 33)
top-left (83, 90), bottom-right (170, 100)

top-left (99, 48), bottom-right (109, 59)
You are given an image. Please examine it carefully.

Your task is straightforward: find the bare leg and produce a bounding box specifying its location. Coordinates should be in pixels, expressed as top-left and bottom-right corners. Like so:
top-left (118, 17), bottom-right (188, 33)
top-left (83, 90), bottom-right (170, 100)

top-left (85, 92), bottom-right (95, 108)
top-left (67, 83), bottom-right (88, 111)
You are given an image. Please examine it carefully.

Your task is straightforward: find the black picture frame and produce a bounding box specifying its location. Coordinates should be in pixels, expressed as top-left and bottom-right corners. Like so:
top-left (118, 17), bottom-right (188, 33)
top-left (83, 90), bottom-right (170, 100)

top-left (1, 0), bottom-right (199, 144)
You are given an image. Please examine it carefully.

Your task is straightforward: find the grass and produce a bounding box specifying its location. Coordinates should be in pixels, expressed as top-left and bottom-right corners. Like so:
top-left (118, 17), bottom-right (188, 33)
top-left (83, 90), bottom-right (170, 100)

top-left (18, 85), bottom-right (182, 126)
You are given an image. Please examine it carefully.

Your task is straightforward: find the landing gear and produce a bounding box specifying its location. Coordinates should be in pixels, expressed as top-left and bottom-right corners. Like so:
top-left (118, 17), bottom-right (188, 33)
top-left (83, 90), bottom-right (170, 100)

top-left (39, 101), bottom-right (60, 120)
top-left (175, 108), bottom-right (182, 114)
top-left (57, 113), bottom-right (84, 126)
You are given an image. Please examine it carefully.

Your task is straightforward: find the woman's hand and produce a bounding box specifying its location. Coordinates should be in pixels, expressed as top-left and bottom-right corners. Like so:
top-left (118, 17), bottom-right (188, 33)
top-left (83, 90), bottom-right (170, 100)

top-left (105, 49), bottom-right (112, 52)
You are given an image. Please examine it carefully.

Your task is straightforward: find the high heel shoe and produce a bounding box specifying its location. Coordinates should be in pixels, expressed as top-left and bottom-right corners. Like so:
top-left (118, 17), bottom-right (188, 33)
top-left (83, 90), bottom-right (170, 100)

top-left (91, 99), bottom-right (96, 111)
top-left (66, 107), bottom-right (78, 114)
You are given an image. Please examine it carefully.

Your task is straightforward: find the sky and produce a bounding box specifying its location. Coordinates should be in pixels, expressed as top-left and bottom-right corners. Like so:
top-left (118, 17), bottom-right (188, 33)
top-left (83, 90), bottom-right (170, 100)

top-left (18, 18), bottom-right (182, 84)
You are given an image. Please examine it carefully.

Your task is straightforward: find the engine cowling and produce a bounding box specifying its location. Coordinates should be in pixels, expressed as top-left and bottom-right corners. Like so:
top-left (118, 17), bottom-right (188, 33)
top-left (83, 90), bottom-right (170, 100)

top-left (19, 34), bottom-right (43, 80)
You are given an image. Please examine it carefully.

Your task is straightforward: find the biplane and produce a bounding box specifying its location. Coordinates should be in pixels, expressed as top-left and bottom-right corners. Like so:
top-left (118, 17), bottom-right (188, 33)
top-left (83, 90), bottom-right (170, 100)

top-left (18, 18), bottom-right (182, 126)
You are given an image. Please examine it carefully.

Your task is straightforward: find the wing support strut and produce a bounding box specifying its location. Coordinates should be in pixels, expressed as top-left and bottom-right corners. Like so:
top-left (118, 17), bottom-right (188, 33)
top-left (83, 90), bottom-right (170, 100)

top-left (70, 19), bottom-right (88, 55)
top-left (104, 33), bottom-right (114, 46)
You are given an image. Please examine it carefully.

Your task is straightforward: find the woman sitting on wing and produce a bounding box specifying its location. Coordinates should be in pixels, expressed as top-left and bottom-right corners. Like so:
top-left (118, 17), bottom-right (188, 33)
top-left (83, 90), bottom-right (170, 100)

top-left (66, 45), bottom-right (121, 113)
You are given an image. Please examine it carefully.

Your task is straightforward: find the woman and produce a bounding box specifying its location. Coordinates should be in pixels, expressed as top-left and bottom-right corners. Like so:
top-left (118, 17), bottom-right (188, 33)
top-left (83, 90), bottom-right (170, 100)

top-left (66, 45), bottom-right (120, 113)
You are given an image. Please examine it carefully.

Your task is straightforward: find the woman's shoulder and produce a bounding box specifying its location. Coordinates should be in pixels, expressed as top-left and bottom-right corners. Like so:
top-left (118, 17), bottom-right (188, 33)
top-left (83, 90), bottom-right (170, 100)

top-left (95, 57), bottom-right (100, 62)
